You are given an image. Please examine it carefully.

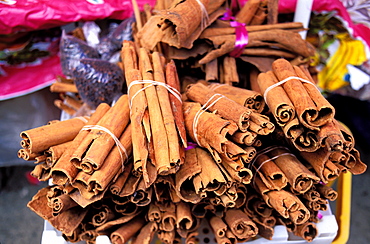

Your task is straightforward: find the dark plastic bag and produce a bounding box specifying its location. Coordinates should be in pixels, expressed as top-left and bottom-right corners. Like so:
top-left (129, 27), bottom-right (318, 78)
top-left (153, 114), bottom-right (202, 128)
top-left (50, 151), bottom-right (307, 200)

top-left (59, 31), bottom-right (100, 77)
top-left (96, 16), bottom-right (134, 61)
top-left (72, 58), bottom-right (124, 109)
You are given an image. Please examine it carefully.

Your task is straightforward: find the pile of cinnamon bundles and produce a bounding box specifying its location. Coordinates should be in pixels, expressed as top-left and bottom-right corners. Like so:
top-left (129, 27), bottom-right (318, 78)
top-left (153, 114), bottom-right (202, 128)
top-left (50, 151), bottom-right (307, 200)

top-left (19, 0), bottom-right (368, 244)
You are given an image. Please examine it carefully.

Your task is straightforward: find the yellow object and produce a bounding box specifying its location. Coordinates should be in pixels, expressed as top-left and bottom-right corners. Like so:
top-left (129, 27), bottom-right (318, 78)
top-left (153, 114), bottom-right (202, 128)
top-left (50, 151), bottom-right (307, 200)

top-left (318, 33), bottom-right (367, 91)
top-left (332, 172), bottom-right (352, 244)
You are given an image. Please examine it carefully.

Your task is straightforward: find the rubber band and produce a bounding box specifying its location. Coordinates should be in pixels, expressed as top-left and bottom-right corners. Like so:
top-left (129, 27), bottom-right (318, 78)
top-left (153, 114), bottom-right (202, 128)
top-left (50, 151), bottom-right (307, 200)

top-left (263, 76), bottom-right (320, 102)
top-left (127, 80), bottom-right (182, 109)
top-left (81, 125), bottom-right (128, 170)
top-left (192, 94), bottom-right (225, 146)
top-left (195, 0), bottom-right (209, 30)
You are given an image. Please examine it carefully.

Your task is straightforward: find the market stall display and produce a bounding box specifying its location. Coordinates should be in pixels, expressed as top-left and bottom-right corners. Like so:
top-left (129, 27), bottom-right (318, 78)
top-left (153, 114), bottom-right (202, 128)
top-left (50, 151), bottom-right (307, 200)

top-left (9, 0), bottom-right (370, 243)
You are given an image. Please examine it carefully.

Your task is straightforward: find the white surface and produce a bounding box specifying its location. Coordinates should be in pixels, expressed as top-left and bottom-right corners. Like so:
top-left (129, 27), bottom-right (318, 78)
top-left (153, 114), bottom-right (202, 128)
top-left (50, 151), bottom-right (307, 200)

top-left (293, 0), bottom-right (314, 40)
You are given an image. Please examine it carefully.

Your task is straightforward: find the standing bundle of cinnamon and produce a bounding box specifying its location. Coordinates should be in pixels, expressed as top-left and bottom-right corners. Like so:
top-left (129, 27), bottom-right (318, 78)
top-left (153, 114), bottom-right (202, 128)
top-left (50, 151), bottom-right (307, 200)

top-left (121, 40), bottom-right (186, 179)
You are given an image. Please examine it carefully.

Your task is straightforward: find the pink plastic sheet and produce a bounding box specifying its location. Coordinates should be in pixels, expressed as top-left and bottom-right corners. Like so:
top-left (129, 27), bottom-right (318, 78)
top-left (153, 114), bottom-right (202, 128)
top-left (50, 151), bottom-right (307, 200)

top-left (0, 0), bottom-right (156, 34)
top-left (0, 55), bottom-right (62, 100)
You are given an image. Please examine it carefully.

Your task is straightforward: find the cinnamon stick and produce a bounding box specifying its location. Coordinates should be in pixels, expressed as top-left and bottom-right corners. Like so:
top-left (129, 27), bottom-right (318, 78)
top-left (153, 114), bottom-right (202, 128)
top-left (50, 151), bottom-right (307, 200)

top-left (186, 82), bottom-right (252, 132)
top-left (20, 116), bottom-right (88, 154)
top-left (71, 94), bottom-right (130, 174)
top-left (224, 209), bottom-right (258, 241)
top-left (267, 147), bottom-right (320, 194)
top-left (110, 217), bottom-right (146, 244)
top-left (121, 40), bottom-right (149, 174)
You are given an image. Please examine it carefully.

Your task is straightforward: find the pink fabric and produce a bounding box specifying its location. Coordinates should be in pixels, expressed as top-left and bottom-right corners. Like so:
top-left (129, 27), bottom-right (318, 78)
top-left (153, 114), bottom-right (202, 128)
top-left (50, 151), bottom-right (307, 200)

top-left (0, 0), bottom-right (156, 34)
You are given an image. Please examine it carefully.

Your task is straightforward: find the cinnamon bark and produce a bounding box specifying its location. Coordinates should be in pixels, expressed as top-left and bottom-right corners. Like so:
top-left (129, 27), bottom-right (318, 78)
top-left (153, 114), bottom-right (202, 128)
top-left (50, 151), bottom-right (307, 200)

top-left (84, 124), bottom-right (133, 195)
top-left (131, 222), bottom-right (158, 244)
top-left (50, 103), bottom-right (110, 185)
top-left (235, 0), bottom-right (261, 24)
top-left (121, 40), bottom-right (149, 174)
top-left (199, 30), bottom-right (315, 64)
top-left (175, 148), bottom-right (203, 203)
top-left (272, 59), bottom-right (334, 130)
top-left (209, 215), bottom-right (228, 237)
top-left (186, 82), bottom-right (252, 132)
top-left (208, 83), bottom-right (265, 113)
top-left (224, 209), bottom-right (258, 241)
top-left (299, 147), bottom-right (341, 184)
top-left (267, 147), bottom-right (320, 194)
top-left (71, 95), bottom-right (130, 174)
top-left (110, 217), bottom-right (146, 244)
top-left (138, 0), bottom-right (227, 49)
top-left (166, 59), bottom-right (188, 148)
top-left (222, 56), bottom-right (239, 85)
top-left (293, 222), bottom-right (318, 242)
top-left (257, 71), bottom-right (295, 127)
top-left (183, 101), bottom-right (239, 162)
top-left (256, 181), bottom-right (310, 225)
top-left (20, 116), bottom-right (88, 154)
top-left (194, 147), bottom-right (227, 195)
top-left (139, 47), bottom-right (170, 174)
top-left (252, 153), bottom-right (287, 191)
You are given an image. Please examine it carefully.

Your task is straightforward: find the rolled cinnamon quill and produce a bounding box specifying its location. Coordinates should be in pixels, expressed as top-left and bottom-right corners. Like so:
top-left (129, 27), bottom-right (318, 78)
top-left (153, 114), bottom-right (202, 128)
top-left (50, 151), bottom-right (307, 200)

top-left (299, 147), bottom-right (341, 184)
top-left (199, 29), bottom-right (315, 64)
top-left (257, 71), bottom-right (295, 127)
top-left (223, 209), bottom-right (258, 241)
top-left (251, 153), bottom-right (287, 191)
top-left (176, 201), bottom-right (197, 238)
top-left (20, 116), bottom-right (88, 154)
top-left (272, 58), bottom-right (334, 130)
top-left (193, 147), bottom-right (227, 195)
top-left (51, 103), bottom-right (111, 185)
top-left (121, 40), bottom-right (149, 174)
top-left (183, 101), bottom-right (239, 162)
top-left (315, 184), bottom-right (338, 201)
top-left (175, 148), bottom-right (203, 203)
top-left (137, 0), bottom-right (227, 49)
top-left (131, 222), bottom-right (158, 244)
top-left (71, 94), bottom-right (130, 174)
top-left (293, 222), bottom-right (318, 242)
top-left (208, 83), bottom-right (265, 113)
top-left (110, 217), bottom-right (146, 244)
top-left (185, 82), bottom-right (252, 132)
top-left (86, 124), bottom-right (133, 195)
top-left (257, 183), bottom-right (310, 225)
top-left (267, 147), bottom-right (320, 194)
top-left (166, 59), bottom-right (188, 148)
top-left (209, 215), bottom-right (228, 238)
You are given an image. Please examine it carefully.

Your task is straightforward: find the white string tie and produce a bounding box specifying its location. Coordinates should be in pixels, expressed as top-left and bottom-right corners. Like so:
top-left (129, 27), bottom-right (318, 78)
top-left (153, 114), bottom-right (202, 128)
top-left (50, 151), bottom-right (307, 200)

top-left (195, 0), bottom-right (209, 30)
top-left (263, 76), bottom-right (320, 102)
top-left (193, 94), bottom-right (225, 146)
top-left (81, 125), bottom-right (128, 171)
top-left (127, 80), bottom-right (182, 109)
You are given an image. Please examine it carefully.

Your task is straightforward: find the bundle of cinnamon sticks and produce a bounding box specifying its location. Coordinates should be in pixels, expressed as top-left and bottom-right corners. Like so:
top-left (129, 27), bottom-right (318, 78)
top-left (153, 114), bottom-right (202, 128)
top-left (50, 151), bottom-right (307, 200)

top-left (19, 0), bottom-right (368, 243)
